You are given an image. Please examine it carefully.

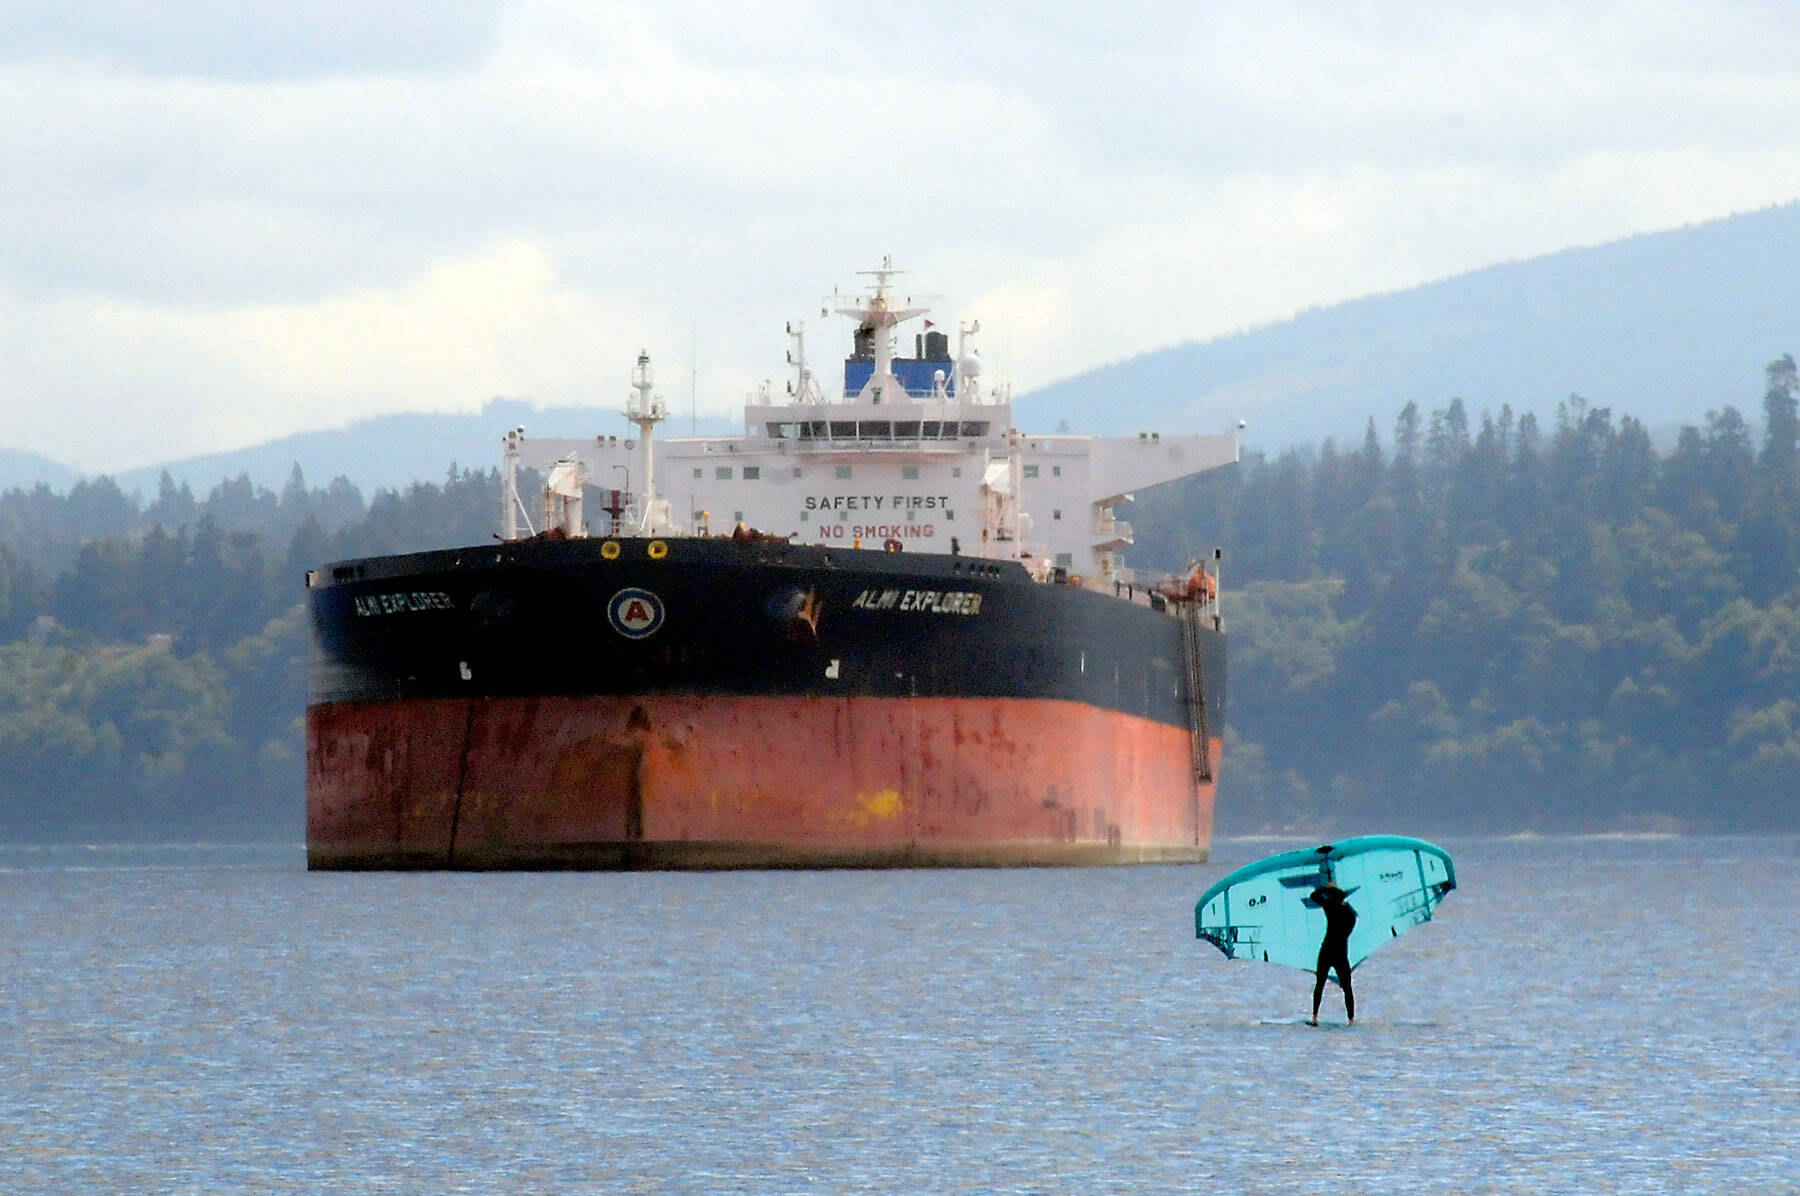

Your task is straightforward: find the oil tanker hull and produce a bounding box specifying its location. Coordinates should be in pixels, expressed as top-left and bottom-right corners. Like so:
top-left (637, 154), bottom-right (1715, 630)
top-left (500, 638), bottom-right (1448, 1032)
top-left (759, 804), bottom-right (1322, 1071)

top-left (305, 537), bottom-right (1225, 870)
top-left (308, 694), bottom-right (1219, 869)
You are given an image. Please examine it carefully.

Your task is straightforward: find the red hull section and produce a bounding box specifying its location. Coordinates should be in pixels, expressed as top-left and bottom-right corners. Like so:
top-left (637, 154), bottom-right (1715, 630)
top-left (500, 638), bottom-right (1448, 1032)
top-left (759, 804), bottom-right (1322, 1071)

top-left (307, 696), bottom-right (1218, 869)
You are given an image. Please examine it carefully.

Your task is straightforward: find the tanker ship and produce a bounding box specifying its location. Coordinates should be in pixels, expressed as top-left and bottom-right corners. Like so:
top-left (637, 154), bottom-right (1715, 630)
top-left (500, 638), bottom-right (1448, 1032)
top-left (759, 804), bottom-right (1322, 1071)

top-left (306, 262), bottom-right (1236, 869)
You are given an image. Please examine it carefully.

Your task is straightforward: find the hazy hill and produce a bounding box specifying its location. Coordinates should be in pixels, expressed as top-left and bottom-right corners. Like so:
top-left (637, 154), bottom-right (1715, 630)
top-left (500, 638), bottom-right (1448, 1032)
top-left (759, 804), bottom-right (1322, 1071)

top-left (109, 401), bottom-right (740, 498)
top-left (1019, 202), bottom-right (1800, 446)
top-left (0, 447), bottom-right (79, 492)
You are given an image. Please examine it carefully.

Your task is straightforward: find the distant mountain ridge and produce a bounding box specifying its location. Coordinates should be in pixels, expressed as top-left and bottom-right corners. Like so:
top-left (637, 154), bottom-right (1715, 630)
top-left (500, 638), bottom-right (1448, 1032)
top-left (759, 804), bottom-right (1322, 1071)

top-left (0, 447), bottom-right (79, 493)
top-left (110, 400), bottom-right (666, 498)
top-left (1019, 201), bottom-right (1800, 447)
top-left (20, 401), bottom-right (739, 500)
top-left (8, 202), bottom-right (1796, 497)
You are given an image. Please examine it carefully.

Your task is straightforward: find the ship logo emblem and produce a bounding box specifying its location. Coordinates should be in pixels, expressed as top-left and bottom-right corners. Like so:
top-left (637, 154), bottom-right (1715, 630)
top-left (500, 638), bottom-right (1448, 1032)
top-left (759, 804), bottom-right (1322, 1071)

top-left (607, 587), bottom-right (665, 639)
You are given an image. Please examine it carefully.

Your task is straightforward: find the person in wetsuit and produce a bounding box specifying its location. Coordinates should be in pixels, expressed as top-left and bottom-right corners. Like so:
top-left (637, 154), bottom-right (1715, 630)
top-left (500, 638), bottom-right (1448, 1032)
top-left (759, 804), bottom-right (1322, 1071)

top-left (1309, 884), bottom-right (1357, 1026)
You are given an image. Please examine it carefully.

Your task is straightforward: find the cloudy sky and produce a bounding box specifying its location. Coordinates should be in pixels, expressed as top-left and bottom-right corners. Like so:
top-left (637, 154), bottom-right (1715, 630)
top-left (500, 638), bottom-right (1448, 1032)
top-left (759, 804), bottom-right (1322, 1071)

top-left (4, 1), bottom-right (1798, 473)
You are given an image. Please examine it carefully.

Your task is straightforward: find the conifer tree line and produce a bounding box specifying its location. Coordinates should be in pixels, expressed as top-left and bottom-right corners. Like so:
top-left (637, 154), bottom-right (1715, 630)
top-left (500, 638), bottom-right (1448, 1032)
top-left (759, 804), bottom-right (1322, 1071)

top-left (2, 356), bottom-right (1798, 841)
top-left (0, 465), bottom-right (504, 841)
top-left (1136, 353), bottom-right (1800, 833)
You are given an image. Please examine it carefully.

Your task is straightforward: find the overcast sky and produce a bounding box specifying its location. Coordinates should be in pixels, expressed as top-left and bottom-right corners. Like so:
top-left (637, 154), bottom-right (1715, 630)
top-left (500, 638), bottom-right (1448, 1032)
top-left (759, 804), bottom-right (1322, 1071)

top-left (4, 1), bottom-right (1798, 473)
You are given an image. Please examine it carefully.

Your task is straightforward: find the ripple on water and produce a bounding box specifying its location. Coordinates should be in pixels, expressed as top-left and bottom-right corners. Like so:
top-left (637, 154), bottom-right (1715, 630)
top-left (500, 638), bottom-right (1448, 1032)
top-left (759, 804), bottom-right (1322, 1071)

top-left (0, 837), bottom-right (1794, 1191)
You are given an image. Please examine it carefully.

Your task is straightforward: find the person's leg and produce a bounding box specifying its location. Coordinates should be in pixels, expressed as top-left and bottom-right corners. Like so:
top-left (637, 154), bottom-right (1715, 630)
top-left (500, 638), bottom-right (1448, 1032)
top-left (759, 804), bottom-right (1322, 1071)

top-left (1311, 958), bottom-right (1329, 1024)
top-left (1337, 959), bottom-right (1355, 1023)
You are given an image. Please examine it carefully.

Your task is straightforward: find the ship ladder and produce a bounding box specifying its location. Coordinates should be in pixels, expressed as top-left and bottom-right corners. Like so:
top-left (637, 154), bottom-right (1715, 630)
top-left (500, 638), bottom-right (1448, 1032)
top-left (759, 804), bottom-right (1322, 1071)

top-left (1179, 602), bottom-right (1213, 789)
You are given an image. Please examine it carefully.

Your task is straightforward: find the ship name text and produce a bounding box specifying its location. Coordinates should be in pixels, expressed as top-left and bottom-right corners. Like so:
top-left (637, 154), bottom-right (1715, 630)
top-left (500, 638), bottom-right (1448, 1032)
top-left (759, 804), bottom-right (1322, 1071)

top-left (354, 590), bottom-right (455, 616)
top-left (851, 588), bottom-right (983, 615)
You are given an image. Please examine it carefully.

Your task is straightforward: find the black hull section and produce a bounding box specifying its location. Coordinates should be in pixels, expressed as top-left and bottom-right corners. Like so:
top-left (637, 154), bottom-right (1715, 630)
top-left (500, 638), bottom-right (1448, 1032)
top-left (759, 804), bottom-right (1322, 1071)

top-left (309, 537), bottom-right (1226, 732)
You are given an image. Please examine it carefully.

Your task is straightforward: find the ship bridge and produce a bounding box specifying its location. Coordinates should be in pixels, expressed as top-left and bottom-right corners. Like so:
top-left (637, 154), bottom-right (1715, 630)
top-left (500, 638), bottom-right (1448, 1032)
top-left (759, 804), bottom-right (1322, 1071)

top-left (497, 261), bottom-right (1238, 591)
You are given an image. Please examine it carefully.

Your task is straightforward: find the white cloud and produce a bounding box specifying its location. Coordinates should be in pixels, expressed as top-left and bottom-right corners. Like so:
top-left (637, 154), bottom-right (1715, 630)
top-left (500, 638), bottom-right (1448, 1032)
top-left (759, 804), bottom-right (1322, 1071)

top-left (2, 242), bottom-right (655, 471)
top-left (0, 1), bottom-right (507, 79)
top-left (0, 0), bottom-right (1796, 472)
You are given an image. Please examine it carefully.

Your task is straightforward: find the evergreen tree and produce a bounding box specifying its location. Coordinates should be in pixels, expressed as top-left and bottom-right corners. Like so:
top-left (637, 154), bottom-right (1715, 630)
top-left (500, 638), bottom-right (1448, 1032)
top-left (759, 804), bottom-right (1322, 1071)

top-left (148, 471), bottom-right (198, 529)
top-left (1394, 401), bottom-right (1421, 464)
top-left (1704, 406), bottom-right (1756, 521)
top-left (1760, 353), bottom-right (1799, 482)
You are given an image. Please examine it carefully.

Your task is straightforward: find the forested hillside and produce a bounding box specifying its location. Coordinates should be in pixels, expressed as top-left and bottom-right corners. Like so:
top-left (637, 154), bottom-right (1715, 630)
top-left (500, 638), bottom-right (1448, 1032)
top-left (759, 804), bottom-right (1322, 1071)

top-left (0, 466), bottom-right (503, 841)
top-left (1134, 354), bottom-right (1800, 834)
top-left (2, 357), bottom-right (1798, 841)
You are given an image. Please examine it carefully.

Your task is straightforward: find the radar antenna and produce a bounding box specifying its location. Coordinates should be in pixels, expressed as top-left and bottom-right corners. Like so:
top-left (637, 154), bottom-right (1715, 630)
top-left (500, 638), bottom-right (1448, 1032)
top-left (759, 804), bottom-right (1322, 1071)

top-left (825, 256), bottom-right (933, 404)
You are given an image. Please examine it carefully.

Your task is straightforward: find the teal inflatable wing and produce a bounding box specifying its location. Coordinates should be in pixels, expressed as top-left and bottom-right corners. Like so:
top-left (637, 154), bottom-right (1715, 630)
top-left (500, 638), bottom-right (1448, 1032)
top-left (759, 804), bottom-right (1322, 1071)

top-left (1195, 836), bottom-right (1456, 971)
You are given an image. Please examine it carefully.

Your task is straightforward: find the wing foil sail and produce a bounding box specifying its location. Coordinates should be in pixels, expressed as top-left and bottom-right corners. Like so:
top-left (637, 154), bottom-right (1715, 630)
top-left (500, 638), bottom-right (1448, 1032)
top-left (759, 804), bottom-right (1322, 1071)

top-left (1194, 835), bottom-right (1456, 971)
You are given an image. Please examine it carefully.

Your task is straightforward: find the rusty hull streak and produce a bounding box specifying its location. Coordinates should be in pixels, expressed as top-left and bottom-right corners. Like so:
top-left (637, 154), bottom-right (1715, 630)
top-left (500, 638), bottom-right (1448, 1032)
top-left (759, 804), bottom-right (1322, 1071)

top-left (307, 694), bottom-right (1219, 871)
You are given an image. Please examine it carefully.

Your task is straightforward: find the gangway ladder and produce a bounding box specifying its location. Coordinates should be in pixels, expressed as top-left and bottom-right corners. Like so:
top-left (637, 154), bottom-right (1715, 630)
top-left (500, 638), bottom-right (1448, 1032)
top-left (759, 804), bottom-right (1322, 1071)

top-left (1179, 601), bottom-right (1213, 843)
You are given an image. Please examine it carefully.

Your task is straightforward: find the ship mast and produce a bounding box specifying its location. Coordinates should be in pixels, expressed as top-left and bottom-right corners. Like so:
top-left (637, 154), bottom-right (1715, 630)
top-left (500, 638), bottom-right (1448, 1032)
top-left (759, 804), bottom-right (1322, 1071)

top-left (831, 256), bottom-right (928, 404)
top-left (626, 350), bottom-right (666, 534)
top-left (785, 320), bottom-right (824, 404)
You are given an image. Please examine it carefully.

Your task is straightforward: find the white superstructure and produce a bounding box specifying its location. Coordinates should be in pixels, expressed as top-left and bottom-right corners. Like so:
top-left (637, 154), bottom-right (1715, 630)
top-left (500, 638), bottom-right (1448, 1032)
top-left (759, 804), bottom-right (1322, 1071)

top-left (501, 261), bottom-right (1239, 587)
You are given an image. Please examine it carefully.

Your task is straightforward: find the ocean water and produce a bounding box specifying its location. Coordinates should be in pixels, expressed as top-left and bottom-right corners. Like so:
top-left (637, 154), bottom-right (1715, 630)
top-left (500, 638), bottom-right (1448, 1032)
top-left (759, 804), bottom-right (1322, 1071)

top-left (1, 837), bottom-right (1794, 1193)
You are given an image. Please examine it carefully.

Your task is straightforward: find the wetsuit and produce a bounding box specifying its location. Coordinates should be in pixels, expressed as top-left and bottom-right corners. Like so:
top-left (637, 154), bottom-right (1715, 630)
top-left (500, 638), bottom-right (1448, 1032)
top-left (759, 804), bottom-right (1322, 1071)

top-left (1311, 893), bottom-right (1357, 1023)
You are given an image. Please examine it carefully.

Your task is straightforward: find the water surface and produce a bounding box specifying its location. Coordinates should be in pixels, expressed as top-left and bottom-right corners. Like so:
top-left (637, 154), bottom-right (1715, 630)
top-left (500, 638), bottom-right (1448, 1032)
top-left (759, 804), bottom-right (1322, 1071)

top-left (1, 837), bottom-right (1793, 1192)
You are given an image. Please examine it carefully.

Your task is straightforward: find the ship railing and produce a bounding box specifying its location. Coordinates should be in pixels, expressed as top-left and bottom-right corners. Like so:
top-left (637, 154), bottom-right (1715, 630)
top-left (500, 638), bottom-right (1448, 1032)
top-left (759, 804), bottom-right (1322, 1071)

top-left (1112, 565), bottom-right (1164, 590)
top-left (1101, 565), bottom-right (1223, 620)
top-left (1092, 514), bottom-right (1133, 545)
top-left (1103, 571), bottom-right (1163, 608)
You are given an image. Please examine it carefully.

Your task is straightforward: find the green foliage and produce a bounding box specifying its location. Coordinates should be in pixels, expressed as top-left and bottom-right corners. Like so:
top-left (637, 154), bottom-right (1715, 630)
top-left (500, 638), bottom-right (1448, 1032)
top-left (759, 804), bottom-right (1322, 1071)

top-left (0, 464), bottom-right (505, 842)
top-left (1142, 357), bottom-right (1800, 834)
top-left (0, 639), bottom-right (238, 839)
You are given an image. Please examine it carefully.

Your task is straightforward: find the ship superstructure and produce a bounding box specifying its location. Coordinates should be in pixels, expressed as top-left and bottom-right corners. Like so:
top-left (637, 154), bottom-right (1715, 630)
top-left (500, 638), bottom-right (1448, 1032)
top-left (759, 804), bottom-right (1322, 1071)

top-left (500, 259), bottom-right (1237, 587)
